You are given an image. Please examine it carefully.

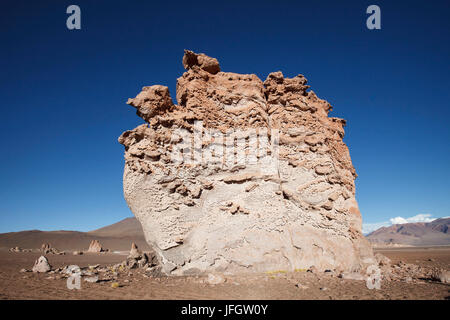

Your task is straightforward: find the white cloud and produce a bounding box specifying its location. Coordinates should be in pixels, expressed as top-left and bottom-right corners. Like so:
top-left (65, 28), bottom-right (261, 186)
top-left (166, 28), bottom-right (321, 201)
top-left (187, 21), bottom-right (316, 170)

top-left (389, 217), bottom-right (409, 224)
top-left (362, 221), bottom-right (390, 234)
top-left (390, 213), bottom-right (436, 224)
top-left (363, 213), bottom-right (438, 235)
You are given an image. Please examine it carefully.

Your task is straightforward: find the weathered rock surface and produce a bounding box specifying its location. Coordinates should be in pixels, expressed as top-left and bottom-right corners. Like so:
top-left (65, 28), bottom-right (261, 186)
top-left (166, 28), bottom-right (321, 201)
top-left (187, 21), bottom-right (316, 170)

top-left (119, 50), bottom-right (374, 275)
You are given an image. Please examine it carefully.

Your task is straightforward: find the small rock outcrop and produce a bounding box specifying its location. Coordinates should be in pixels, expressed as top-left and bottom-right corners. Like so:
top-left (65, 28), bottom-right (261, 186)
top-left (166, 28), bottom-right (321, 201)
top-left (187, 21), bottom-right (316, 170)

top-left (128, 242), bottom-right (141, 258)
top-left (41, 243), bottom-right (64, 255)
top-left (32, 256), bottom-right (51, 273)
top-left (87, 240), bottom-right (105, 253)
top-left (125, 242), bottom-right (158, 270)
top-left (119, 50), bottom-right (374, 275)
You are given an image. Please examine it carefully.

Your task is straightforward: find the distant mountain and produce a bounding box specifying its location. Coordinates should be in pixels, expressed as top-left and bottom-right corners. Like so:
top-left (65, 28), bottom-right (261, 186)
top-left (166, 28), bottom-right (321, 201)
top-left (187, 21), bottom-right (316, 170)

top-left (89, 217), bottom-right (144, 238)
top-left (366, 218), bottom-right (450, 246)
top-left (0, 217), bottom-right (149, 251)
top-left (4, 216), bottom-right (448, 250)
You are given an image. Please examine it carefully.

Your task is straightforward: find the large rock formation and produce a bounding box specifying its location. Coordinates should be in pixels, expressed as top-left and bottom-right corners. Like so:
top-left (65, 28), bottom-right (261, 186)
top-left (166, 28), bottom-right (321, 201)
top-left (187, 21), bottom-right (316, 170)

top-left (119, 50), bottom-right (374, 275)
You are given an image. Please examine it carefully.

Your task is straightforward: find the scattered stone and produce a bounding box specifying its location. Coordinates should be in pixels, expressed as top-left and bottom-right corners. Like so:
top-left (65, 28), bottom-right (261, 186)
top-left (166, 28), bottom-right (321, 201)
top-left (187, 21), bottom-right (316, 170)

top-left (84, 276), bottom-right (99, 283)
top-left (102, 243), bottom-right (160, 275)
top-left (62, 265), bottom-right (82, 276)
top-left (111, 282), bottom-right (120, 288)
top-left (73, 251), bottom-right (83, 255)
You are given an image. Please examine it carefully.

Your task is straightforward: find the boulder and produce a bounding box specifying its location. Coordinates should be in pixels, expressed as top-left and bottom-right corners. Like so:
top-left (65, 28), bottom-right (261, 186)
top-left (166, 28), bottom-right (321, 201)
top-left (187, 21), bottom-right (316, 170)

top-left (128, 242), bottom-right (142, 259)
top-left (32, 256), bottom-right (51, 273)
top-left (87, 240), bottom-right (105, 253)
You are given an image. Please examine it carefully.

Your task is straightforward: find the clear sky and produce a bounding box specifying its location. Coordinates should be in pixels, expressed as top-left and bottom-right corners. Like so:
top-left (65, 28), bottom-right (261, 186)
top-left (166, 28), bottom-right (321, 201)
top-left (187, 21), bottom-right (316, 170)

top-left (0, 0), bottom-right (449, 233)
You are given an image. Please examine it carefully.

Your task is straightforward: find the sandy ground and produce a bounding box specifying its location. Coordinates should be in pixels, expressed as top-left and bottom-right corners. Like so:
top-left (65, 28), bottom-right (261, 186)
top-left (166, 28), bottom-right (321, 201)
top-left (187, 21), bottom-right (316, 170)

top-left (0, 247), bottom-right (448, 300)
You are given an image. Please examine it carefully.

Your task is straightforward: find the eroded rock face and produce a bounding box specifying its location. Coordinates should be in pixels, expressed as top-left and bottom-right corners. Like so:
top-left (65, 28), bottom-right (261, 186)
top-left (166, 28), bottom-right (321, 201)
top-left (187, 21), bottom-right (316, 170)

top-left (119, 50), bottom-right (374, 275)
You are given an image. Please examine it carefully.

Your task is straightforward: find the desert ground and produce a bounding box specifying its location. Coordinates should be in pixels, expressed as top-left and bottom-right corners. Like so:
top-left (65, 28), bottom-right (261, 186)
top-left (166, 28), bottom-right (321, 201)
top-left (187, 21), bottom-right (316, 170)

top-left (0, 246), bottom-right (448, 300)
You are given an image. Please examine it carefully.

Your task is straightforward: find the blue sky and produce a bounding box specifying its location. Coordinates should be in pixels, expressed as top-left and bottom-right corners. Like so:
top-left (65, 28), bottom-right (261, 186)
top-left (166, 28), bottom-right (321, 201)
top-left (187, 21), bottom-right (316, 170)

top-left (0, 0), bottom-right (449, 233)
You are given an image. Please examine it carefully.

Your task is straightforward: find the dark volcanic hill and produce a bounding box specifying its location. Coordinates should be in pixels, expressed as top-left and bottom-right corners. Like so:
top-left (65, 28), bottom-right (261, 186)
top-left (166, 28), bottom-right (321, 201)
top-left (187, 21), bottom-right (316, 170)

top-left (0, 217), bottom-right (149, 251)
top-left (366, 218), bottom-right (450, 246)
